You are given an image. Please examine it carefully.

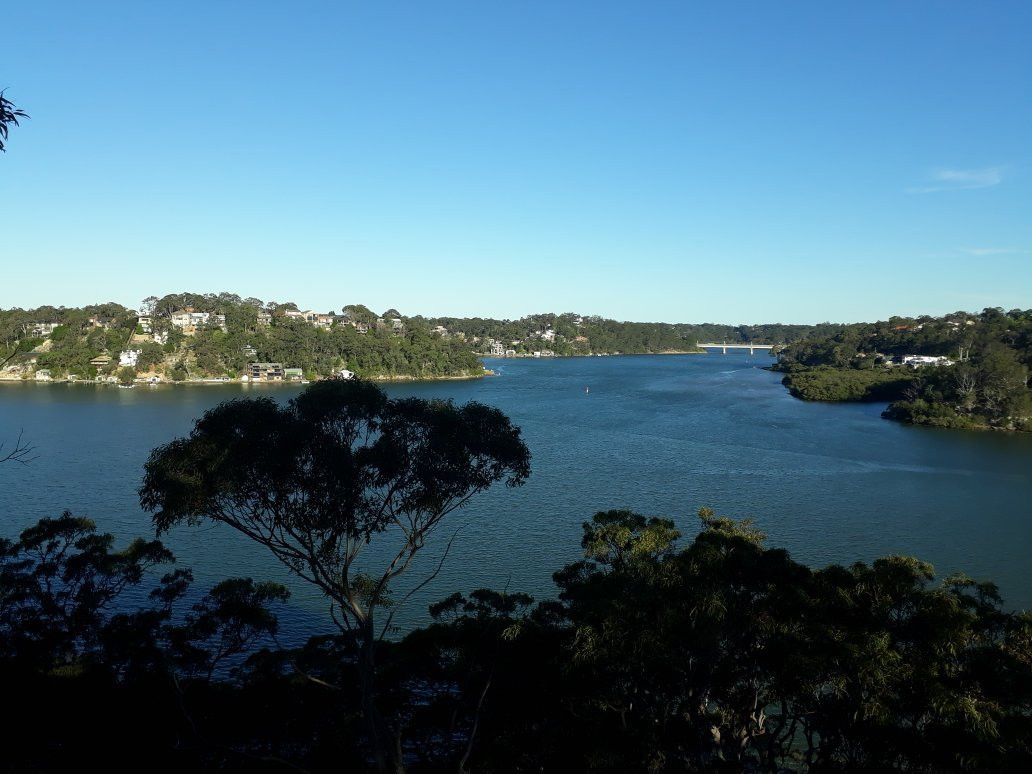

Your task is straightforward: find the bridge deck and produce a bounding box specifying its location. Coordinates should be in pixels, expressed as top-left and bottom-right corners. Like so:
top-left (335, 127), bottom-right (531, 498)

top-left (697, 343), bottom-right (775, 353)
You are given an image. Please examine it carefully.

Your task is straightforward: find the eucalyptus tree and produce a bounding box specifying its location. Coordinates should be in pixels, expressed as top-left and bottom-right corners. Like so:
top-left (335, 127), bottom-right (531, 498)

top-left (139, 380), bottom-right (531, 773)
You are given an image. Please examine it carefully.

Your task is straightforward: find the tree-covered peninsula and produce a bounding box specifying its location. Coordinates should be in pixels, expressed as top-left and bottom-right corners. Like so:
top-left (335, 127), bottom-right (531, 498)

top-left (772, 308), bottom-right (1032, 432)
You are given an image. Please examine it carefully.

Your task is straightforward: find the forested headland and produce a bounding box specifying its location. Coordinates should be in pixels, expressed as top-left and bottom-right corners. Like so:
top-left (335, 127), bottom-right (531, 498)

top-left (772, 308), bottom-right (1032, 432)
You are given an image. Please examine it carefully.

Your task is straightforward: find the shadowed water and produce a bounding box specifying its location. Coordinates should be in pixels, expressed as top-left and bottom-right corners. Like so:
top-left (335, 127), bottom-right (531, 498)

top-left (2, 353), bottom-right (1030, 644)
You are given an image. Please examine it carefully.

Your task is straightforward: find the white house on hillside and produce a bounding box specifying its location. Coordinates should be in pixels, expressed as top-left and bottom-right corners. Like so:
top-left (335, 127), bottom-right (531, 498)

top-left (901, 355), bottom-right (954, 368)
top-left (171, 308), bottom-right (211, 328)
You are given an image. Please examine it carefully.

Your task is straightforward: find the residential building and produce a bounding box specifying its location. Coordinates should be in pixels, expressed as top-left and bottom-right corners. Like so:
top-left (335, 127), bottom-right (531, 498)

top-left (171, 307), bottom-right (210, 328)
top-left (902, 355), bottom-right (954, 368)
top-left (311, 313), bottom-right (337, 329)
top-left (25, 321), bottom-right (61, 338)
top-left (119, 350), bottom-right (141, 367)
top-left (248, 362), bottom-right (285, 381)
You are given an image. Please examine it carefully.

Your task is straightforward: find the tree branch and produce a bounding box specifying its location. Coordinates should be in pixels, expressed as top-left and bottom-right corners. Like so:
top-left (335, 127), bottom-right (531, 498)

top-left (0, 430), bottom-right (37, 465)
top-left (378, 527), bottom-right (463, 641)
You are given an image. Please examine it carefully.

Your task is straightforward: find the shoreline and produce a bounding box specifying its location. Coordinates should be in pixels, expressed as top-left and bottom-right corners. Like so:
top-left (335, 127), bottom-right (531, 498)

top-left (0, 350), bottom-right (727, 388)
top-left (485, 349), bottom-right (707, 358)
top-left (0, 370), bottom-right (491, 387)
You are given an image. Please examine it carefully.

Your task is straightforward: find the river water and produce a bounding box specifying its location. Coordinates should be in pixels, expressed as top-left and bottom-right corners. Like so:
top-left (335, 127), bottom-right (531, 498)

top-left (2, 353), bottom-right (1030, 644)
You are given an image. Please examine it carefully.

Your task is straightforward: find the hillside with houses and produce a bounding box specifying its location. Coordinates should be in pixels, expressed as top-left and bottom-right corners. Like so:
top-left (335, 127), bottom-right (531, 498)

top-left (0, 293), bottom-right (847, 387)
top-left (0, 294), bottom-right (483, 384)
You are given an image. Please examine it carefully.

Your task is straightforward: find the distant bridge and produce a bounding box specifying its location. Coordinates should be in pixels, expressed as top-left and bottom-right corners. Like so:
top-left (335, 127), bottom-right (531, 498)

top-left (697, 342), bottom-right (775, 355)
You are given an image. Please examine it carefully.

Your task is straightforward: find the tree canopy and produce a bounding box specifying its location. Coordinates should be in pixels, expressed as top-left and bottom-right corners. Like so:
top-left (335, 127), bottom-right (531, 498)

top-left (3, 505), bottom-right (1030, 771)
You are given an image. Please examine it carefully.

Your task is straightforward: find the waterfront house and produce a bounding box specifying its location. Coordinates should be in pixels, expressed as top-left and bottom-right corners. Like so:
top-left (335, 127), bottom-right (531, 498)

top-left (119, 350), bottom-right (141, 367)
top-left (248, 362), bottom-right (285, 381)
top-left (34, 369), bottom-right (52, 381)
top-left (284, 367), bottom-right (304, 381)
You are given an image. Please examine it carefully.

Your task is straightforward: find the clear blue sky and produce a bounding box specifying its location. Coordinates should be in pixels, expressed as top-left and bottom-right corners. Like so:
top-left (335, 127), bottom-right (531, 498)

top-left (2, 1), bottom-right (1029, 324)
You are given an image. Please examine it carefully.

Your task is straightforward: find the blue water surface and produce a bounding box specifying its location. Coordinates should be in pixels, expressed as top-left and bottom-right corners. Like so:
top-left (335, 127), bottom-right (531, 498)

top-left (2, 353), bottom-right (1030, 644)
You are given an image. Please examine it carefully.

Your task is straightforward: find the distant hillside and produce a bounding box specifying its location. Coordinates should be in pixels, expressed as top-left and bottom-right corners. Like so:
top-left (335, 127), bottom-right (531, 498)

top-left (420, 312), bottom-right (833, 357)
top-left (0, 292), bottom-right (869, 384)
top-left (0, 293), bottom-right (482, 383)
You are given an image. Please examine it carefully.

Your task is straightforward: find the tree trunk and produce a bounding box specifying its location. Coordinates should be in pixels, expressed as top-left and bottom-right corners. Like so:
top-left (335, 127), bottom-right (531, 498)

top-left (359, 619), bottom-right (405, 774)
